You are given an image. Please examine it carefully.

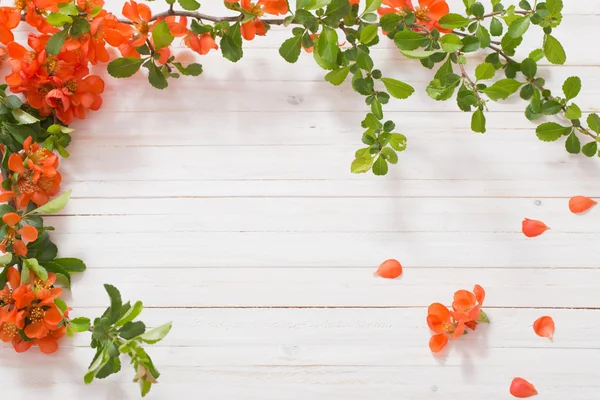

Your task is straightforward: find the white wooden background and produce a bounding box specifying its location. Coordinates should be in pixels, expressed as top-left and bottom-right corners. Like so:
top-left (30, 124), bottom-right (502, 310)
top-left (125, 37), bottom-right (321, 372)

top-left (2, 1), bottom-right (600, 398)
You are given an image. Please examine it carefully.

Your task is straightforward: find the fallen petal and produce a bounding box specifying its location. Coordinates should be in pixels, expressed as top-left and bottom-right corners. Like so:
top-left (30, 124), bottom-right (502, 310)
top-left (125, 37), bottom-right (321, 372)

top-left (533, 316), bottom-right (555, 341)
top-left (569, 196), bottom-right (597, 214)
top-left (510, 377), bottom-right (538, 398)
top-left (522, 218), bottom-right (549, 238)
top-left (374, 259), bottom-right (402, 279)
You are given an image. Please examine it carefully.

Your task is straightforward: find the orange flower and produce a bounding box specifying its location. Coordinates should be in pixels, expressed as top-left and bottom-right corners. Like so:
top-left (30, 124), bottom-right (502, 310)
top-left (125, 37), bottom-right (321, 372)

top-left (378, 0), bottom-right (450, 32)
top-left (24, 0), bottom-right (59, 34)
top-left (349, 0), bottom-right (359, 4)
top-left (77, 0), bottom-right (105, 16)
top-left (235, 0), bottom-right (269, 41)
top-left (0, 267), bottom-right (20, 322)
top-left (451, 284), bottom-right (484, 323)
top-left (258, 0), bottom-right (288, 15)
top-left (568, 195), bottom-right (597, 214)
top-left (16, 297), bottom-right (63, 339)
top-left (10, 162), bottom-right (62, 210)
top-left (426, 302), bottom-right (458, 352)
top-left (160, 15), bottom-right (189, 37)
top-left (22, 136), bottom-right (59, 180)
top-left (0, 7), bottom-right (21, 45)
top-left (35, 324), bottom-right (66, 354)
top-left (0, 212), bottom-right (39, 256)
top-left (184, 32), bottom-right (218, 55)
top-left (521, 218), bottom-right (549, 238)
top-left (378, 0), bottom-right (414, 16)
top-left (122, 0), bottom-right (152, 46)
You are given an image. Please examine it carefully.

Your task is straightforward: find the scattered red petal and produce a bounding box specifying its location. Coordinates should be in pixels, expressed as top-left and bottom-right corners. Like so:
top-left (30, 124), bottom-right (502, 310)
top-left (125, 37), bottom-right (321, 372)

top-left (569, 196), bottom-right (597, 214)
top-left (533, 316), bottom-right (555, 341)
top-left (510, 377), bottom-right (538, 398)
top-left (374, 259), bottom-right (402, 279)
top-left (521, 218), bottom-right (549, 238)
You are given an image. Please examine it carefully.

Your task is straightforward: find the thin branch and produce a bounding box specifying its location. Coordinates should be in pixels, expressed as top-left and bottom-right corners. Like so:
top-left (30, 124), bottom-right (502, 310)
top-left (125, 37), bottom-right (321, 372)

top-left (472, 10), bottom-right (531, 20)
top-left (117, 10), bottom-right (290, 25)
top-left (488, 44), bottom-right (515, 63)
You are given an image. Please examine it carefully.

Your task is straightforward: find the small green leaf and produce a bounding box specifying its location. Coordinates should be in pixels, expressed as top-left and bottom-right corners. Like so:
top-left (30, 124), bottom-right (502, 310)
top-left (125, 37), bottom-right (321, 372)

top-left (477, 310), bottom-right (490, 323)
top-left (69, 17), bottom-right (90, 37)
top-left (46, 29), bottom-right (69, 56)
top-left (471, 109), bottom-right (486, 133)
top-left (3, 95), bottom-right (22, 109)
top-left (544, 34), bottom-right (566, 65)
top-left (279, 35), bottom-right (303, 63)
top-left (389, 133), bottom-right (407, 151)
top-left (119, 321), bottom-right (146, 340)
top-left (507, 16), bottom-right (530, 38)
top-left (546, 0), bottom-right (563, 16)
top-left (324, 66), bottom-right (351, 86)
top-left (381, 147), bottom-right (398, 164)
top-left (58, 2), bottom-right (79, 15)
top-left (221, 23), bottom-right (243, 62)
top-left (359, 24), bottom-right (378, 44)
top-left (152, 20), bottom-right (174, 50)
top-left (587, 113), bottom-right (600, 134)
top-left (107, 58), bottom-right (144, 78)
top-left (536, 122), bottom-right (571, 142)
top-left (565, 132), bottom-right (581, 154)
top-left (482, 79), bottom-right (523, 101)
top-left (394, 28), bottom-right (425, 50)
top-left (351, 157), bottom-right (373, 174)
top-left (475, 62), bottom-right (495, 80)
top-left (582, 141), bottom-right (598, 158)
top-left (363, 0), bottom-right (382, 15)
top-left (317, 27), bottom-right (339, 65)
top-left (139, 322), bottom-right (172, 344)
top-left (24, 258), bottom-right (48, 280)
top-left (564, 104), bottom-right (581, 120)
top-left (439, 33), bottom-right (463, 53)
top-left (115, 300), bottom-right (144, 327)
top-left (520, 58), bottom-right (537, 78)
top-left (372, 155), bottom-right (388, 176)
top-left (28, 190), bottom-right (71, 215)
top-left (178, 0), bottom-right (200, 10)
top-left (562, 76), bottom-right (581, 100)
top-left (47, 12), bottom-right (73, 27)
top-left (324, 0), bottom-right (351, 23)
top-left (381, 78), bottom-right (414, 99)
top-left (104, 284), bottom-right (123, 324)
top-left (70, 317), bottom-right (91, 333)
top-left (53, 257), bottom-right (86, 272)
top-left (490, 17), bottom-right (503, 36)
top-left (171, 62), bottom-right (203, 76)
top-left (147, 62), bottom-right (168, 89)
top-left (11, 109), bottom-right (39, 125)
top-left (439, 13), bottom-right (471, 29)
top-left (0, 253), bottom-right (13, 265)
top-left (400, 49), bottom-right (441, 59)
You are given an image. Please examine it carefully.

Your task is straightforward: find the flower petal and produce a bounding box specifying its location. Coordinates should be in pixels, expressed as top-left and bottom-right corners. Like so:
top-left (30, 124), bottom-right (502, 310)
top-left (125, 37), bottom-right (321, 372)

top-left (373, 259), bottom-right (402, 279)
top-left (428, 333), bottom-right (448, 353)
top-left (510, 377), bottom-right (538, 398)
top-left (427, 302), bottom-right (450, 321)
top-left (533, 316), bottom-right (555, 341)
top-left (473, 284), bottom-right (485, 305)
top-left (18, 226), bottom-right (38, 242)
top-left (8, 153), bottom-right (25, 174)
top-left (36, 336), bottom-right (59, 354)
top-left (522, 218), bottom-right (549, 238)
top-left (569, 196), bottom-right (597, 214)
top-left (2, 212), bottom-right (21, 227)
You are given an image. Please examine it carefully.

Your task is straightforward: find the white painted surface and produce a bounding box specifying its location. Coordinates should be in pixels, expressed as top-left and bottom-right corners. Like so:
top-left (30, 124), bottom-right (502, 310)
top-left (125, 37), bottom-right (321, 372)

top-left (3, 1), bottom-right (600, 399)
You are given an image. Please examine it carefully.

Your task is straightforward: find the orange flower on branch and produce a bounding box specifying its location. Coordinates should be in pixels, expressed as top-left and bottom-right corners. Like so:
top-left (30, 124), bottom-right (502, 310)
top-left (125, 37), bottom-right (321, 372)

top-left (184, 32), bottom-right (219, 55)
top-left (0, 7), bottom-right (21, 45)
top-left (378, 0), bottom-right (450, 32)
top-left (0, 212), bottom-right (39, 256)
top-left (121, 0), bottom-right (153, 46)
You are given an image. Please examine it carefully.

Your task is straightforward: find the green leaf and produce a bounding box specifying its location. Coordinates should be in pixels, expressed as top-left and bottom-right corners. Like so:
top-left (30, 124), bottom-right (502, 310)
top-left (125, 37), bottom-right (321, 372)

top-left (520, 58), bottom-right (536, 79)
top-left (351, 157), bottom-right (373, 174)
top-left (47, 12), bottom-right (73, 27)
top-left (529, 48), bottom-right (544, 62)
top-left (69, 17), bottom-right (90, 37)
top-left (461, 36), bottom-right (480, 53)
top-left (53, 257), bottom-right (86, 272)
top-left (471, 108), bottom-right (486, 133)
top-left (3, 95), bottom-right (22, 109)
top-left (475, 62), bottom-right (495, 80)
top-left (0, 253), bottom-right (13, 265)
top-left (36, 241), bottom-right (58, 263)
top-left (221, 23), bottom-right (243, 62)
top-left (11, 109), bottom-right (39, 125)
top-left (582, 141), bottom-right (598, 158)
top-left (381, 78), bottom-right (414, 99)
top-left (477, 310), bottom-right (490, 323)
top-left (279, 35), bottom-right (303, 63)
top-left (394, 29), bottom-right (425, 51)
top-left (171, 62), bottom-right (203, 76)
top-left (439, 33), bottom-right (463, 53)
top-left (104, 284), bottom-right (123, 324)
top-left (536, 122), bottom-right (571, 142)
top-left (372, 155), bottom-right (388, 176)
top-left (147, 62), bottom-right (168, 89)
top-left (324, 66), bottom-right (350, 86)
top-left (399, 50), bottom-right (440, 59)
top-left (439, 13), bottom-right (471, 29)
top-left (317, 27), bottom-right (340, 65)
top-left (58, 2), bottom-right (79, 15)
top-left (324, 0), bottom-right (351, 22)
top-left (24, 258), bottom-right (48, 280)
top-left (28, 190), bottom-right (71, 214)
top-left (542, 100), bottom-right (562, 115)
top-left (139, 322), bottom-right (172, 344)
top-left (587, 113), bottom-right (600, 134)
top-left (482, 79), bottom-right (523, 101)
top-left (115, 300), bottom-right (143, 327)
top-left (389, 133), bottom-right (407, 151)
top-left (565, 132), bottom-right (580, 154)
top-left (152, 20), bottom-right (174, 50)
top-left (46, 29), bottom-right (69, 56)
top-left (4, 123), bottom-right (36, 144)
top-left (564, 104), bottom-right (581, 120)
top-left (41, 261), bottom-right (71, 287)
top-left (381, 147), bottom-right (398, 164)
top-left (119, 321), bottom-right (146, 340)
top-left (178, 0), bottom-right (200, 10)
top-left (490, 17), bottom-right (503, 36)
top-left (507, 16), bottom-right (530, 38)
top-left (544, 34), bottom-right (566, 65)
top-left (546, 0), bottom-right (563, 16)
top-left (359, 24), bottom-right (378, 45)
top-left (69, 317), bottom-right (91, 333)
top-left (107, 58), bottom-right (144, 78)
top-left (363, 0), bottom-right (382, 14)
top-left (562, 76), bottom-right (581, 101)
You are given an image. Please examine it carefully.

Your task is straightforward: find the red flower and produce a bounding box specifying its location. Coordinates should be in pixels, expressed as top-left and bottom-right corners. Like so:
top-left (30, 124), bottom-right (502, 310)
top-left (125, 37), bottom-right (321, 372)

top-left (122, 0), bottom-right (152, 46)
top-left (0, 212), bottom-right (39, 256)
top-left (378, 0), bottom-right (450, 32)
top-left (184, 32), bottom-right (218, 55)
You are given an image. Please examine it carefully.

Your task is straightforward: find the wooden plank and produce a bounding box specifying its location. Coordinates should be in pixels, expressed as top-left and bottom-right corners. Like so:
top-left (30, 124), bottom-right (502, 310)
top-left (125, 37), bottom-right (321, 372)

top-left (45, 197), bottom-right (598, 233)
top-left (63, 267), bottom-right (600, 307)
